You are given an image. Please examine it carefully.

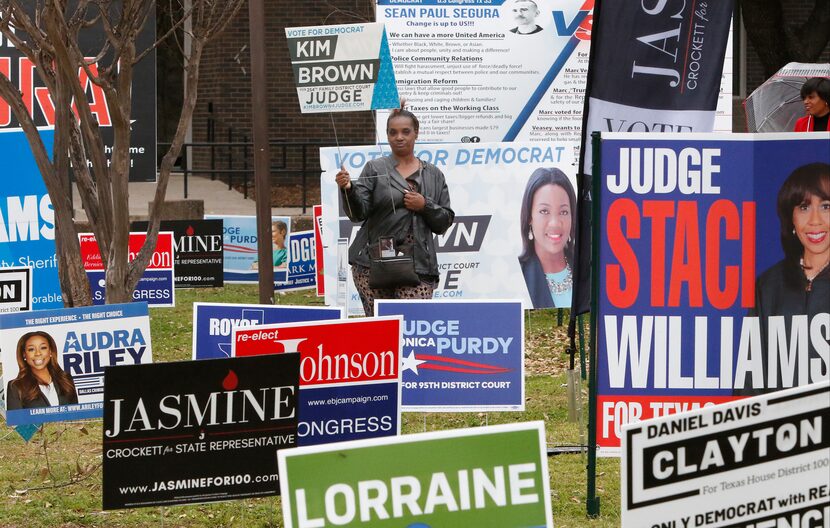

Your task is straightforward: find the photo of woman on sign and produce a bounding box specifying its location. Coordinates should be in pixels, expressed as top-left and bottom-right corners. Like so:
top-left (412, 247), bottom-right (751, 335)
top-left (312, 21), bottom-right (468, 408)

top-left (518, 167), bottom-right (576, 309)
top-left (746, 162), bottom-right (830, 394)
top-left (5, 331), bottom-right (78, 410)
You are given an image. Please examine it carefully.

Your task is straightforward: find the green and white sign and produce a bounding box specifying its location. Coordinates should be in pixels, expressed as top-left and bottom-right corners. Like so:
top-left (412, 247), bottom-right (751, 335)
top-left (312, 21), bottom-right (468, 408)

top-left (278, 421), bottom-right (553, 527)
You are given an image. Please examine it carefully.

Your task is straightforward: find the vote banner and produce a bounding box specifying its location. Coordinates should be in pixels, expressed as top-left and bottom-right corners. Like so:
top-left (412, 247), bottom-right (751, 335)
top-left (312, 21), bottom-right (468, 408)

top-left (0, 303), bottom-right (152, 426)
top-left (0, 375), bottom-right (41, 442)
top-left (102, 354), bottom-right (300, 509)
top-left (313, 205), bottom-right (325, 297)
top-left (622, 382), bottom-right (830, 527)
top-left (0, 266), bottom-right (31, 313)
top-left (205, 214), bottom-right (290, 284)
top-left (278, 421), bottom-right (553, 527)
top-left (80, 231), bottom-right (175, 307)
top-left (377, 0), bottom-right (592, 148)
top-left (0, 129), bottom-right (62, 309)
top-left (286, 22), bottom-right (399, 113)
top-left (233, 317), bottom-right (402, 447)
top-left (595, 133), bottom-right (830, 455)
top-left (192, 302), bottom-right (343, 360)
top-left (133, 220), bottom-right (223, 288)
top-left (376, 299), bottom-right (524, 411)
top-left (276, 231), bottom-right (317, 293)
top-left (320, 142), bottom-right (577, 315)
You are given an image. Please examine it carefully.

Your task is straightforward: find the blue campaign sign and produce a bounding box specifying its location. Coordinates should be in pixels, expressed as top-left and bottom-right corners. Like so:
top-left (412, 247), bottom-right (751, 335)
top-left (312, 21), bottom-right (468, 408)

top-left (276, 230), bottom-right (317, 293)
top-left (206, 214), bottom-right (290, 284)
top-left (88, 269), bottom-right (175, 307)
top-left (0, 129), bottom-right (62, 309)
top-left (191, 302), bottom-right (343, 360)
top-left (376, 299), bottom-right (525, 411)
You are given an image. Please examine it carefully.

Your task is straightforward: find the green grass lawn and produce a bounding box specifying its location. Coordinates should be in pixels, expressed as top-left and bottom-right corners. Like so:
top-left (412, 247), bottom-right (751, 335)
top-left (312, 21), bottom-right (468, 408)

top-left (0, 286), bottom-right (621, 527)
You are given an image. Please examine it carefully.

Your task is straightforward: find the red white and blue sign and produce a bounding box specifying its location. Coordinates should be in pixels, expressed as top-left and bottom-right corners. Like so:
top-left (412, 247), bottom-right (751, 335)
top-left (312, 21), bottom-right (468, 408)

top-left (376, 299), bottom-right (525, 412)
top-left (191, 302), bottom-right (342, 360)
top-left (205, 214), bottom-right (290, 284)
top-left (595, 133), bottom-right (830, 455)
top-left (80, 232), bottom-right (176, 308)
top-left (276, 230), bottom-right (317, 293)
top-left (232, 317), bottom-right (402, 446)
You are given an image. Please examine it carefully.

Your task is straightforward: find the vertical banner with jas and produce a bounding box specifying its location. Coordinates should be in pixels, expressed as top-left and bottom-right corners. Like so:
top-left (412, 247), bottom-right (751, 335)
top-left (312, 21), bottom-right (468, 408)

top-left (594, 133), bottom-right (830, 456)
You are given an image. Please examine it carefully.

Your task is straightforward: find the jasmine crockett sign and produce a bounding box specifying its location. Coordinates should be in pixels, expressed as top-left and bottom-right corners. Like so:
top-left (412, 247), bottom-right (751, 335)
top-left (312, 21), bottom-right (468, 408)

top-left (278, 421), bottom-right (553, 527)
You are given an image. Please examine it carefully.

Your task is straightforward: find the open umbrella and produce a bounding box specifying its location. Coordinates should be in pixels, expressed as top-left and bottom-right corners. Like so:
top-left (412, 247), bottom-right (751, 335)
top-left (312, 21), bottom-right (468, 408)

top-left (744, 62), bottom-right (830, 132)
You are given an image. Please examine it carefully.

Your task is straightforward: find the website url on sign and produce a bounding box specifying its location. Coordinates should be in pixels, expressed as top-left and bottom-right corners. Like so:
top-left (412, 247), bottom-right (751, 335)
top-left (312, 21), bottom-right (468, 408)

top-left (119, 473), bottom-right (278, 494)
top-left (306, 394), bottom-right (389, 407)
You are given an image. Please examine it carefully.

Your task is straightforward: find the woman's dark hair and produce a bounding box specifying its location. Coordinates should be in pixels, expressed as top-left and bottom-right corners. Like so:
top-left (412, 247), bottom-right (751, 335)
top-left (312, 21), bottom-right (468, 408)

top-left (777, 162), bottom-right (830, 281)
top-left (386, 100), bottom-right (419, 133)
top-left (12, 331), bottom-right (76, 405)
top-left (518, 167), bottom-right (577, 265)
top-left (800, 77), bottom-right (830, 104)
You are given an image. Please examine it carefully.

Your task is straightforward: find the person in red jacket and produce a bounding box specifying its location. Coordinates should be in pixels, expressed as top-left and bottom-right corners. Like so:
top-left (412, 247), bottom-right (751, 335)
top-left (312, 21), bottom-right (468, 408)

top-left (794, 77), bottom-right (830, 132)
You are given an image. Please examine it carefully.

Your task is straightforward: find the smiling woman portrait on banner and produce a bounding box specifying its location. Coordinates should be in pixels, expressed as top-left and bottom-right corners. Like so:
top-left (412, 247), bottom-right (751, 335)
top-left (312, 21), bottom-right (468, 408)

top-left (5, 331), bottom-right (78, 410)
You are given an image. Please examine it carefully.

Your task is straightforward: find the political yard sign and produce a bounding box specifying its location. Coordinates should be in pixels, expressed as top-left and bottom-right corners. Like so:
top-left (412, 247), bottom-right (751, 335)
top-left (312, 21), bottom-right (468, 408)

top-left (0, 266), bottom-right (31, 313)
top-left (596, 133), bottom-right (830, 455)
top-left (206, 215), bottom-right (290, 284)
top-left (80, 231), bottom-right (176, 307)
top-left (278, 421), bottom-right (553, 528)
top-left (286, 22), bottom-right (399, 113)
top-left (0, 303), bottom-right (152, 426)
top-left (376, 299), bottom-right (524, 411)
top-left (102, 354), bottom-right (300, 509)
top-left (233, 317), bottom-right (401, 447)
top-left (133, 220), bottom-right (224, 288)
top-left (622, 381), bottom-right (830, 527)
top-left (192, 303), bottom-right (342, 360)
top-left (276, 231), bottom-right (317, 293)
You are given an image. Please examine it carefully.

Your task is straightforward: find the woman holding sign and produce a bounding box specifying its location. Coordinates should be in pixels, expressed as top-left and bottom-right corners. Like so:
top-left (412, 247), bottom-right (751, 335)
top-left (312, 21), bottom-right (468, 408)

top-left (6, 331), bottom-right (78, 410)
top-left (518, 167), bottom-right (577, 308)
top-left (335, 103), bottom-right (454, 315)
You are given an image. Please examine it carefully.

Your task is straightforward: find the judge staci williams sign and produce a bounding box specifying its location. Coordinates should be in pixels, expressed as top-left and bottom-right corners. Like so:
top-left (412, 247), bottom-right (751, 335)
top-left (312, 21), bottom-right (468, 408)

top-left (0, 303), bottom-right (152, 426)
top-left (622, 381), bottom-right (830, 527)
top-left (278, 421), bottom-right (553, 528)
top-left (286, 22), bottom-right (400, 113)
top-left (102, 354), bottom-right (300, 510)
top-left (232, 317), bottom-right (401, 447)
top-left (376, 299), bottom-right (524, 412)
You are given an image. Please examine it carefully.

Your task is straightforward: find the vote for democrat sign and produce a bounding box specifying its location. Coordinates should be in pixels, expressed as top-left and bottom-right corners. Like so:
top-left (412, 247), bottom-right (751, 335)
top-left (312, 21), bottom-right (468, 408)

top-left (0, 302), bottom-right (152, 426)
top-left (206, 214), bottom-right (290, 284)
top-left (320, 141), bottom-right (577, 314)
top-left (622, 381), bottom-right (830, 527)
top-left (133, 220), bottom-right (224, 288)
top-left (286, 22), bottom-right (399, 113)
top-left (278, 421), bottom-right (553, 527)
top-left (192, 302), bottom-right (342, 360)
top-left (233, 317), bottom-right (402, 447)
top-left (596, 133), bottom-right (830, 455)
top-left (376, 299), bottom-right (524, 411)
top-left (80, 231), bottom-right (176, 307)
top-left (102, 354), bottom-right (300, 509)
top-left (276, 231), bottom-right (317, 293)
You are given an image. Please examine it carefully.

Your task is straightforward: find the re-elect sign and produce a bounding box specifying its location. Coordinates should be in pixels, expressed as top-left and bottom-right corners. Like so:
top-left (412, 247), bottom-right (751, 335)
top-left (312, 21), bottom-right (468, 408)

top-left (192, 303), bottom-right (342, 360)
top-left (278, 421), bottom-right (553, 528)
top-left (376, 300), bottom-right (524, 412)
top-left (80, 232), bottom-right (175, 307)
top-left (622, 382), bottom-right (830, 527)
top-left (233, 317), bottom-right (402, 446)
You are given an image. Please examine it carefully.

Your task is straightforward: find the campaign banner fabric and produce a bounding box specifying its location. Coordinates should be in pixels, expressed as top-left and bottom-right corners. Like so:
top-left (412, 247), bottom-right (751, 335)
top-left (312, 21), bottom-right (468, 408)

top-left (192, 303), bottom-right (343, 360)
top-left (376, 299), bottom-right (524, 411)
top-left (595, 133), bottom-right (830, 456)
top-left (313, 205), bottom-right (325, 297)
top-left (0, 266), bottom-right (31, 313)
top-left (579, 0), bottom-right (733, 174)
top-left (0, 129), bottom-right (62, 309)
top-left (320, 142), bottom-right (577, 315)
top-left (80, 231), bottom-right (175, 307)
top-left (278, 421), bottom-right (553, 527)
top-left (622, 382), bottom-right (830, 527)
top-left (286, 22), bottom-right (399, 114)
top-left (232, 317), bottom-right (402, 447)
top-left (276, 231), bottom-right (317, 293)
top-left (0, 303), bottom-right (152, 426)
top-left (205, 214), bottom-right (290, 284)
top-left (377, 0), bottom-right (592, 148)
top-left (102, 354), bottom-right (300, 509)
top-left (133, 220), bottom-right (223, 288)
